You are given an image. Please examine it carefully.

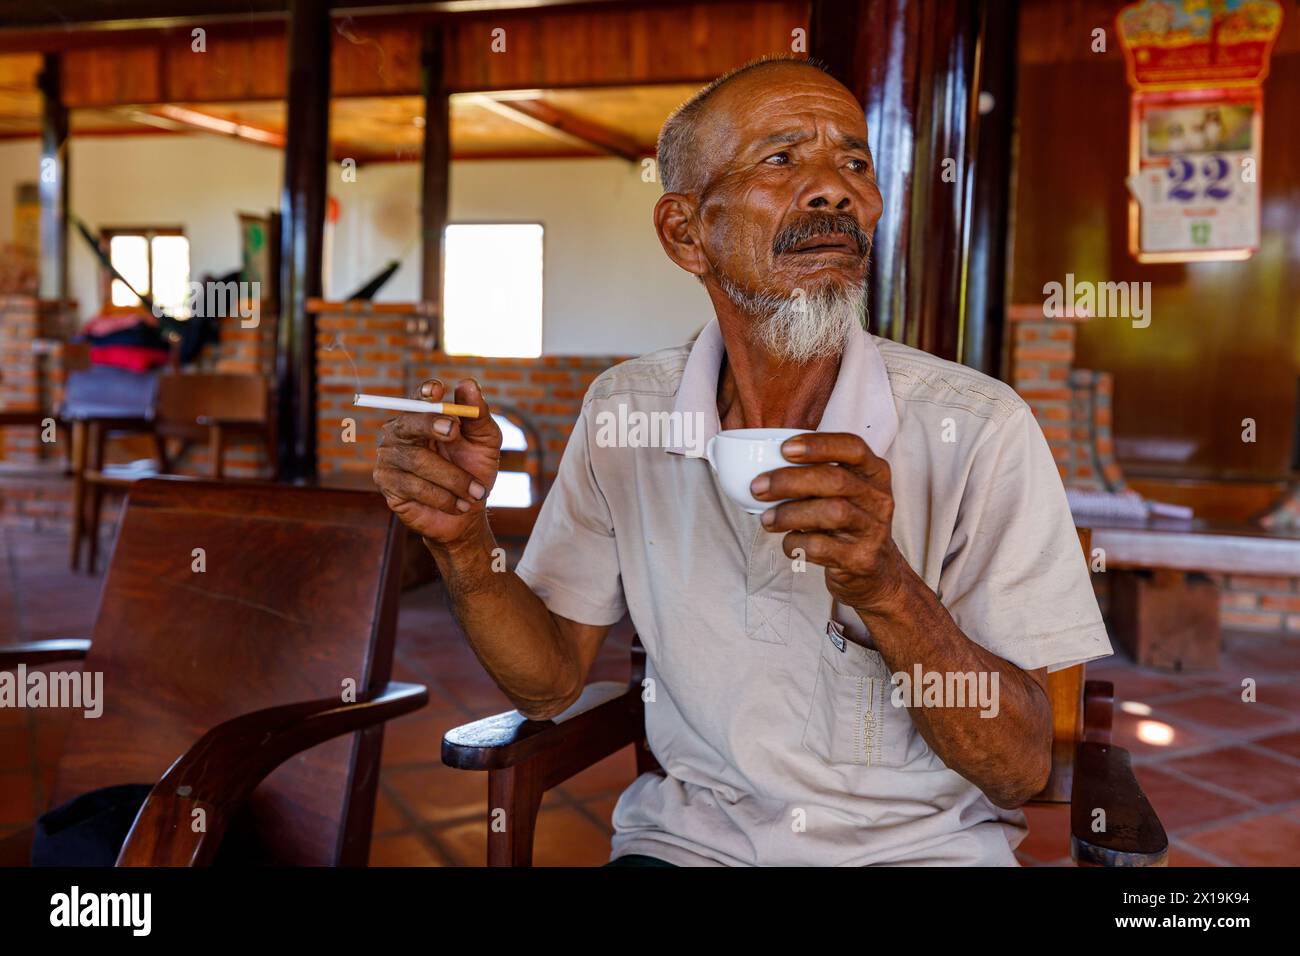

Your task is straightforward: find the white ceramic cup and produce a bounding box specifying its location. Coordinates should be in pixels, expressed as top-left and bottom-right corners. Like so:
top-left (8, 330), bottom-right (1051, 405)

top-left (704, 428), bottom-right (813, 514)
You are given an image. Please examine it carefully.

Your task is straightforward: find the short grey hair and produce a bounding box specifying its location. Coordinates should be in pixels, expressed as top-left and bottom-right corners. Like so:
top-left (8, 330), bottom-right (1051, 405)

top-left (656, 55), bottom-right (833, 195)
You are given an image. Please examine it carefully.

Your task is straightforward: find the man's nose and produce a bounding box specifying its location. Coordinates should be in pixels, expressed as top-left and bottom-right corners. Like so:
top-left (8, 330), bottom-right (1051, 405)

top-left (807, 195), bottom-right (851, 211)
top-left (801, 168), bottom-right (854, 212)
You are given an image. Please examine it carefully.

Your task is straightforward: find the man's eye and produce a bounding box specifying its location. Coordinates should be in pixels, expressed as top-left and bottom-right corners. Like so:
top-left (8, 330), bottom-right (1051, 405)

top-left (765, 152), bottom-right (790, 166)
top-left (848, 158), bottom-right (870, 173)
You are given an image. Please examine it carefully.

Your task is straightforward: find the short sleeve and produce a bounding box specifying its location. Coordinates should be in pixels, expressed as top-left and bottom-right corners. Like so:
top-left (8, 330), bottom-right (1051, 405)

top-left (938, 404), bottom-right (1112, 673)
top-left (514, 400), bottom-right (627, 627)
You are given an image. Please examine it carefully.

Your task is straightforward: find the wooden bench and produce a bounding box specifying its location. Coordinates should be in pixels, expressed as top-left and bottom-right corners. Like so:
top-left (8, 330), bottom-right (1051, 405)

top-left (1087, 516), bottom-right (1300, 670)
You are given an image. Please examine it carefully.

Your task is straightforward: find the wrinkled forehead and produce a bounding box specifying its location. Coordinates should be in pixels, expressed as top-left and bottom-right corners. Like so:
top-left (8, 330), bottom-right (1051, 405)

top-left (692, 64), bottom-right (867, 188)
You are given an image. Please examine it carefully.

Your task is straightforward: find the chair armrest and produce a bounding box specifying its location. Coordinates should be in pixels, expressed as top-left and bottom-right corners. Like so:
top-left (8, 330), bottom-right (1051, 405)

top-left (1070, 741), bottom-right (1168, 866)
top-left (116, 681), bottom-right (427, 866)
top-left (0, 638), bottom-right (91, 668)
top-left (442, 681), bottom-right (641, 791)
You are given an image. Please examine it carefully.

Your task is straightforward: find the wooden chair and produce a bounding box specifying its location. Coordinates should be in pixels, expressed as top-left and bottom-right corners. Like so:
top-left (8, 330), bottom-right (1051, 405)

top-left (74, 371), bottom-right (276, 572)
top-left (441, 527), bottom-right (1168, 866)
top-left (0, 477), bottom-right (426, 866)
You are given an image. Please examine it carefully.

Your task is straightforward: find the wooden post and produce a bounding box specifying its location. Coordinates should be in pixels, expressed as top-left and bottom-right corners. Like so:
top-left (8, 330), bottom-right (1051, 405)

top-left (37, 52), bottom-right (68, 304)
top-left (420, 23), bottom-right (451, 347)
top-left (276, 0), bottom-right (331, 483)
top-left (961, 0), bottom-right (1018, 377)
top-left (811, 0), bottom-right (982, 364)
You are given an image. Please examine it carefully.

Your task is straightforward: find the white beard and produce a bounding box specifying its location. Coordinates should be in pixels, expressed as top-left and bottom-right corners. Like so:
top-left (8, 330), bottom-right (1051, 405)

top-left (718, 275), bottom-right (866, 363)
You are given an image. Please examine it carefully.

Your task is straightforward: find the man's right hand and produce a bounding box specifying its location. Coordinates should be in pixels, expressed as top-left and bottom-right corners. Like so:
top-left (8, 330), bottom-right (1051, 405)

top-left (373, 378), bottom-right (502, 547)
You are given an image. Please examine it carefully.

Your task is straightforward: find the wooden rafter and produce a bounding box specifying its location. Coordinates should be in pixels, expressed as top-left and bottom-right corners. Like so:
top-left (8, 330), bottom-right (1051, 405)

top-left (466, 92), bottom-right (643, 162)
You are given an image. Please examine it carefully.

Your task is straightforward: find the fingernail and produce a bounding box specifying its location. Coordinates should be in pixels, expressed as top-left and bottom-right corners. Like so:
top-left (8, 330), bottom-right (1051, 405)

top-left (751, 475), bottom-right (770, 495)
top-left (761, 508), bottom-right (775, 527)
top-left (783, 441), bottom-right (805, 457)
top-left (456, 498), bottom-right (471, 513)
top-left (434, 418), bottom-right (453, 436)
top-left (420, 381), bottom-right (435, 397)
top-left (469, 480), bottom-right (486, 500)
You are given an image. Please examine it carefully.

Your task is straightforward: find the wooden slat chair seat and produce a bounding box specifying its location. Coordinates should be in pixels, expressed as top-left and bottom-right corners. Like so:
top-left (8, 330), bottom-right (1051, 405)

top-left (0, 478), bottom-right (426, 866)
top-left (441, 527), bottom-right (1168, 866)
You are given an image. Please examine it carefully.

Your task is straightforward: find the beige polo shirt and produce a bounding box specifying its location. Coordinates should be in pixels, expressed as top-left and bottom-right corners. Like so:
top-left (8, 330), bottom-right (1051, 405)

top-left (515, 318), bottom-right (1112, 866)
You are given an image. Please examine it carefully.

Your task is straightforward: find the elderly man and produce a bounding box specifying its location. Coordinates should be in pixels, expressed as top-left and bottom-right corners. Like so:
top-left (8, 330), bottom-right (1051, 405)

top-left (373, 57), bottom-right (1111, 866)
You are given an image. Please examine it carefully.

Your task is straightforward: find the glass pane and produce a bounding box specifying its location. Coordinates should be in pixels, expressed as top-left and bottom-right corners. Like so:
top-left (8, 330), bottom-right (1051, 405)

top-left (443, 223), bottom-right (544, 358)
top-left (109, 235), bottom-right (149, 307)
top-left (151, 235), bottom-right (191, 318)
top-left (492, 413), bottom-right (528, 451)
top-left (487, 471), bottom-right (533, 508)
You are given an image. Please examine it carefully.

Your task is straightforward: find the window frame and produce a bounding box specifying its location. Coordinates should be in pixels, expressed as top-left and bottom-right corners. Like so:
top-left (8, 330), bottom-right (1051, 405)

top-left (99, 225), bottom-right (188, 315)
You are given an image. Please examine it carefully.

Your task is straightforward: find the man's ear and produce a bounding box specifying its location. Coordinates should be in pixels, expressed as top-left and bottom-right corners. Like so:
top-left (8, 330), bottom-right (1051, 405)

top-left (653, 193), bottom-right (709, 279)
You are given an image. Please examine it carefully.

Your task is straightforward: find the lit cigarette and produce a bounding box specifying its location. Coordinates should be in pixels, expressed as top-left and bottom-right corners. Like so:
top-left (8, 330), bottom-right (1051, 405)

top-left (353, 393), bottom-right (481, 418)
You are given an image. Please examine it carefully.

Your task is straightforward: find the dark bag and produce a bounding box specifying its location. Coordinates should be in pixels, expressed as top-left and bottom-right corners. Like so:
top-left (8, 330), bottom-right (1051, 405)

top-left (32, 783), bottom-right (268, 866)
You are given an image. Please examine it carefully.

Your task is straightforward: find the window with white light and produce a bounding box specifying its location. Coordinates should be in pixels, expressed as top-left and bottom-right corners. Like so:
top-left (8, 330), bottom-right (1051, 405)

top-left (443, 223), bottom-right (543, 358)
top-left (103, 228), bottom-right (191, 316)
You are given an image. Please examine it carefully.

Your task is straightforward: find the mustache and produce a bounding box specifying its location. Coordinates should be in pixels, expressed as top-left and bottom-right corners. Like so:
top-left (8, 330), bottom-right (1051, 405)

top-left (772, 213), bottom-right (872, 258)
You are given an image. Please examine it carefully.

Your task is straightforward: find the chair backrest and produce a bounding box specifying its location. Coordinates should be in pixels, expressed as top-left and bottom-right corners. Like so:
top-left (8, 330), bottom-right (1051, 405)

top-left (53, 478), bottom-right (404, 865)
top-left (155, 372), bottom-right (269, 430)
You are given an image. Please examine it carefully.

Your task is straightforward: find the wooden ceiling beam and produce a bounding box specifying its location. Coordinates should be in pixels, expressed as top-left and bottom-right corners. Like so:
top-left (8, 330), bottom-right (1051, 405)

top-left (145, 103), bottom-right (287, 147)
top-left (467, 92), bottom-right (644, 162)
top-left (480, 92), bottom-right (642, 161)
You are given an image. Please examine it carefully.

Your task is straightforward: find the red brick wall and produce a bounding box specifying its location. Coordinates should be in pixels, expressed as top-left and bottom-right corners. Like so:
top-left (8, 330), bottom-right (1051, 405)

top-left (315, 308), bottom-right (625, 487)
top-left (0, 296), bottom-right (77, 464)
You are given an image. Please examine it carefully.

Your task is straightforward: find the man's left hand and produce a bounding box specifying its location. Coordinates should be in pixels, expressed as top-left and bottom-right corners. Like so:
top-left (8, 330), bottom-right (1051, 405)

top-left (750, 432), bottom-right (909, 615)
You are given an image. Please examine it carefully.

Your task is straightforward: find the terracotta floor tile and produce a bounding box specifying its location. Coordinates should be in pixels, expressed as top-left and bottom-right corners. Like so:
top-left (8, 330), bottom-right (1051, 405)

top-left (1018, 803), bottom-right (1070, 864)
top-left (368, 832), bottom-right (445, 867)
top-left (436, 818), bottom-right (489, 866)
top-left (1185, 812), bottom-right (1300, 866)
top-left (1133, 766), bottom-right (1253, 832)
top-left (1256, 730), bottom-right (1300, 762)
top-left (1163, 746), bottom-right (1300, 806)
top-left (380, 708), bottom-right (465, 768)
top-left (1113, 708), bottom-right (1219, 759)
top-left (382, 762), bottom-right (486, 825)
top-left (372, 786), bottom-right (411, 835)
top-left (1106, 671), bottom-right (1191, 701)
top-left (1167, 841), bottom-right (1220, 867)
top-left (564, 748), bottom-right (636, 798)
top-left (532, 805), bottom-right (613, 867)
top-left (1222, 638), bottom-right (1300, 674)
top-left (580, 793), bottom-right (621, 834)
top-left (1152, 692), bottom-right (1293, 735)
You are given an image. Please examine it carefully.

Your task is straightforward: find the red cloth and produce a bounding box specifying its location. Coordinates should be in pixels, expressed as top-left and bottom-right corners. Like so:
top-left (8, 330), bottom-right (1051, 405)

top-left (90, 344), bottom-right (170, 374)
top-left (83, 312), bottom-right (157, 337)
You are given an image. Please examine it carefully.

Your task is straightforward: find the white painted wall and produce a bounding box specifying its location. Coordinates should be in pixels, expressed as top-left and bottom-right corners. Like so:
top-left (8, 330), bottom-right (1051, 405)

top-left (0, 134), bottom-right (708, 356)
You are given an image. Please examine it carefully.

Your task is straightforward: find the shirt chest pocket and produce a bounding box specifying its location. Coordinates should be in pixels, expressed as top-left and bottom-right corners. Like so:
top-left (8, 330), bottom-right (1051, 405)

top-left (801, 629), bottom-right (919, 769)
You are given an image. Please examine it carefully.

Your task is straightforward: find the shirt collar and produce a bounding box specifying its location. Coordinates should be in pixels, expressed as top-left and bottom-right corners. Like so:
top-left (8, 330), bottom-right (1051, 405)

top-left (666, 318), bottom-right (899, 457)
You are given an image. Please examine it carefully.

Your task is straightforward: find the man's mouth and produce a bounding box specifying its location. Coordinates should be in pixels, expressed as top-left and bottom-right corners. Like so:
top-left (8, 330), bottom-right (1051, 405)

top-left (787, 233), bottom-right (859, 255)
